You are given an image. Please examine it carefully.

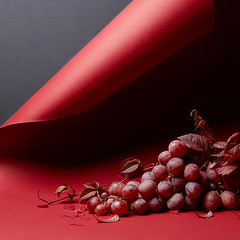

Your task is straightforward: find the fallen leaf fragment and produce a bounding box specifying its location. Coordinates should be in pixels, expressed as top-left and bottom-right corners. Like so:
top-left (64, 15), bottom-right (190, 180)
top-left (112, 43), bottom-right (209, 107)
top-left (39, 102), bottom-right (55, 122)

top-left (96, 215), bottom-right (120, 223)
top-left (37, 204), bottom-right (49, 208)
top-left (196, 210), bottom-right (213, 218)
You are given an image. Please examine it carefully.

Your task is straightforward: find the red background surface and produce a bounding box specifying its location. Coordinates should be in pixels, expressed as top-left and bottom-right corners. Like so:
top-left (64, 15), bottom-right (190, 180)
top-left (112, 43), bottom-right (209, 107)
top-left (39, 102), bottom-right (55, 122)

top-left (1, 122), bottom-right (240, 240)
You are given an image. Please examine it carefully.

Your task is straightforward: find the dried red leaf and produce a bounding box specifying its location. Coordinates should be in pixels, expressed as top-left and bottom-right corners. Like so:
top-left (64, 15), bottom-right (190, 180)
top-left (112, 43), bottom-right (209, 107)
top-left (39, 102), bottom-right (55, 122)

top-left (55, 185), bottom-right (75, 198)
top-left (169, 210), bottom-right (180, 215)
top-left (213, 164), bottom-right (238, 176)
top-left (213, 141), bottom-right (226, 149)
top-left (83, 181), bottom-right (100, 189)
top-left (196, 211), bottom-right (213, 218)
top-left (37, 204), bottom-right (49, 208)
top-left (225, 132), bottom-right (240, 153)
top-left (190, 109), bottom-right (215, 141)
top-left (96, 214), bottom-right (120, 223)
top-left (79, 188), bottom-right (97, 203)
top-left (228, 148), bottom-right (240, 163)
top-left (120, 157), bottom-right (144, 179)
top-left (178, 133), bottom-right (209, 153)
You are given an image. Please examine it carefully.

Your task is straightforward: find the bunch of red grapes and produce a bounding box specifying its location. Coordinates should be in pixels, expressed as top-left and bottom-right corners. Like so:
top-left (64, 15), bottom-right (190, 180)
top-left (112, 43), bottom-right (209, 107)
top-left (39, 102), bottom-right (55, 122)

top-left (87, 140), bottom-right (239, 217)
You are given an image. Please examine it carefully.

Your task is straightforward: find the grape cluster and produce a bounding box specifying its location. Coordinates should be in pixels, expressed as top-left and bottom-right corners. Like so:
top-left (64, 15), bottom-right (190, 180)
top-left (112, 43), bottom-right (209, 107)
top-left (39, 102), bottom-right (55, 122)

top-left (86, 140), bottom-right (239, 216)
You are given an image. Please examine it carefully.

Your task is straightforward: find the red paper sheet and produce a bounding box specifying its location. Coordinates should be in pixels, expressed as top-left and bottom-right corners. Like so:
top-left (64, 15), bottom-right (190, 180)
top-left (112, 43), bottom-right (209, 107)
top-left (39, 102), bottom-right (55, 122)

top-left (0, 0), bottom-right (214, 161)
top-left (2, 0), bottom-right (214, 127)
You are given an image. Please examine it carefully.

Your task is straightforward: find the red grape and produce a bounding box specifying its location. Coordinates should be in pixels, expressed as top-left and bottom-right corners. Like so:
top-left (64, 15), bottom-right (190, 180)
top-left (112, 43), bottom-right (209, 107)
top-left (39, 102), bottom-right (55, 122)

top-left (184, 195), bottom-right (199, 210)
top-left (166, 157), bottom-right (185, 176)
top-left (108, 181), bottom-right (125, 197)
top-left (207, 163), bottom-right (222, 184)
top-left (111, 199), bottom-right (129, 216)
top-left (122, 184), bottom-right (139, 201)
top-left (203, 191), bottom-right (221, 211)
top-left (185, 182), bottom-right (202, 199)
top-left (130, 198), bottom-right (148, 215)
top-left (168, 140), bottom-right (187, 158)
top-left (101, 192), bottom-right (109, 199)
top-left (148, 196), bottom-right (164, 212)
top-left (152, 165), bottom-right (168, 181)
top-left (141, 171), bottom-right (157, 183)
top-left (167, 193), bottom-right (185, 211)
top-left (95, 204), bottom-right (107, 216)
top-left (104, 197), bottom-right (115, 212)
top-left (126, 181), bottom-right (140, 188)
top-left (171, 176), bottom-right (186, 193)
top-left (158, 150), bottom-right (172, 165)
top-left (220, 191), bottom-right (238, 210)
top-left (157, 180), bottom-right (174, 198)
top-left (87, 196), bottom-right (102, 213)
top-left (197, 171), bottom-right (210, 191)
top-left (139, 180), bottom-right (157, 200)
top-left (183, 163), bottom-right (200, 181)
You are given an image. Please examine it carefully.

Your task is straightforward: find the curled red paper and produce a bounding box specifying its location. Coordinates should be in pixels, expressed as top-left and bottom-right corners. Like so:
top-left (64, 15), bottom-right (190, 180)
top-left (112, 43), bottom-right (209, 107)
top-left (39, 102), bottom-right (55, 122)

top-left (0, 0), bottom-right (214, 161)
top-left (2, 0), bottom-right (214, 127)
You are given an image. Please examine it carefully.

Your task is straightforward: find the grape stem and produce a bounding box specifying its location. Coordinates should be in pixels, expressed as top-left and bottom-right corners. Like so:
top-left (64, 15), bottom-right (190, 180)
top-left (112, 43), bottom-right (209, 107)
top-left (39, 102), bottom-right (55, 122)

top-left (199, 160), bottom-right (209, 170)
top-left (37, 189), bottom-right (81, 205)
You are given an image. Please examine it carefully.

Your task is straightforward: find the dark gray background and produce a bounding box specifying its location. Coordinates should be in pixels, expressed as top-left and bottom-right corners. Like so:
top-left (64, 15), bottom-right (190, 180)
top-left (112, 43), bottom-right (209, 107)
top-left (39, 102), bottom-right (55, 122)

top-left (0, 0), bottom-right (132, 125)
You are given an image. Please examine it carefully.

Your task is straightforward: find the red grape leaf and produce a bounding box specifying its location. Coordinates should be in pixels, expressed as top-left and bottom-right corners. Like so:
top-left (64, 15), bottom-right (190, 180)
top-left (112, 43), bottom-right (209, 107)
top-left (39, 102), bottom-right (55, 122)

top-left (79, 188), bottom-right (97, 203)
top-left (222, 168), bottom-right (240, 192)
top-left (228, 148), bottom-right (240, 163)
top-left (96, 215), bottom-right (120, 223)
top-left (169, 210), bottom-right (180, 215)
top-left (120, 157), bottom-right (144, 179)
top-left (196, 211), bottom-right (213, 218)
top-left (213, 164), bottom-right (238, 176)
top-left (178, 133), bottom-right (209, 153)
top-left (83, 181), bottom-right (99, 189)
top-left (55, 185), bottom-right (75, 198)
top-left (225, 132), bottom-right (240, 153)
top-left (213, 141), bottom-right (226, 149)
top-left (190, 109), bottom-right (215, 141)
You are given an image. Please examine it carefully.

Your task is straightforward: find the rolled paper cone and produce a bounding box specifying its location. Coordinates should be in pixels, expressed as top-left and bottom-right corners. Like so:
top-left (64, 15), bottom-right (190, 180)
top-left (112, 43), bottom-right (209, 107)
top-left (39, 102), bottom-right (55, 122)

top-left (2, 0), bottom-right (214, 127)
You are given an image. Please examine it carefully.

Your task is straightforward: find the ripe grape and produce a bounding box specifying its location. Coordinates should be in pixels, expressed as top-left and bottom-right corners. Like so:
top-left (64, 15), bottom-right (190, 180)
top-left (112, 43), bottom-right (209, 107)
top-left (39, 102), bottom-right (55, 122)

top-left (185, 182), bottom-right (202, 199)
top-left (122, 184), bottom-right (139, 201)
top-left (95, 204), bottom-right (107, 216)
top-left (148, 196), bottom-right (164, 212)
top-left (203, 191), bottom-right (221, 211)
top-left (209, 183), bottom-right (218, 191)
top-left (220, 191), bottom-right (238, 210)
top-left (111, 199), bottom-right (129, 216)
top-left (101, 192), bottom-right (109, 199)
top-left (171, 176), bottom-right (187, 193)
top-left (130, 198), bottom-right (148, 214)
top-left (139, 180), bottom-right (157, 200)
top-left (126, 181), bottom-right (140, 187)
top-left (166, 157), bottom-right (185, 176)
top-left (141, 171), bottom-right (158, 182)
top-left (152, 165), bottom-right (168, 181)
top-left (168, 140), bottom-right (187, 158)
top-left (167, 193), bottom-right (185, 211)
top-left (183, 163), bottom-right (200, 181)
top-left (157, 180), bottom-right (174, 198)
top-left (184, 195), bottom-right (199, 210)
top-left (108, 181), bottom-right (125, 197)
top-left (207, 163), bottom-right (222, 184)
top-left (197, 171), bottom-right (210, 191)
top-left (104, 197), bottom-right (115, 212)
top-left (158, 150), bottom-right (172, 165)
top-left (87, 196), bottom-right (102, 213)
